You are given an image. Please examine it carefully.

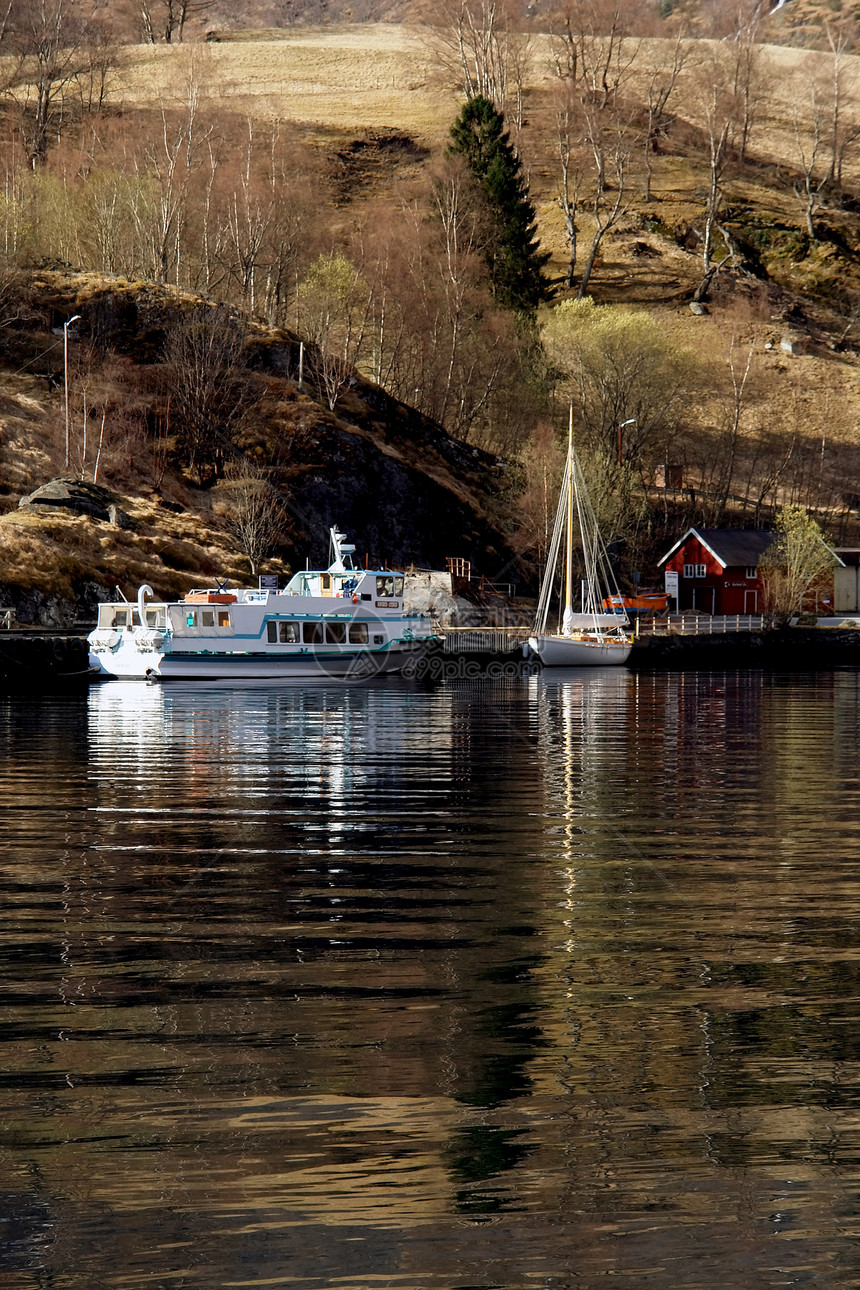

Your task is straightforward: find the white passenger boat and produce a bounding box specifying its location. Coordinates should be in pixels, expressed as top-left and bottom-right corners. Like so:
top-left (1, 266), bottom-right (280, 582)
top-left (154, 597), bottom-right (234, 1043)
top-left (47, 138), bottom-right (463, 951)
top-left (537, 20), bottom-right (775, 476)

top-left (88, 527), bottom-right (440, 681)
top-left (528, 413), bottom-right (633, 668)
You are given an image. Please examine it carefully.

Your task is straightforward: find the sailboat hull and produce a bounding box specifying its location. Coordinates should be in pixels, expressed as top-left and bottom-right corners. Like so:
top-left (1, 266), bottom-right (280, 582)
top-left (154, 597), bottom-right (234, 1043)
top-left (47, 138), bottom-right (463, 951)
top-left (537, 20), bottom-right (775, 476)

top-left (528, 634), bottom-right (632, 667)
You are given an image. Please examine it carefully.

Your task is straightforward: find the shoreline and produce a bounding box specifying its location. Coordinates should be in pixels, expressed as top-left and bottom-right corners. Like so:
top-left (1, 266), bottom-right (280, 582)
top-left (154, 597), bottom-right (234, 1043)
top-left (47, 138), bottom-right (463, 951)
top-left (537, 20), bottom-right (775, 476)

top-left (1, 625), bottom-right (858, 691)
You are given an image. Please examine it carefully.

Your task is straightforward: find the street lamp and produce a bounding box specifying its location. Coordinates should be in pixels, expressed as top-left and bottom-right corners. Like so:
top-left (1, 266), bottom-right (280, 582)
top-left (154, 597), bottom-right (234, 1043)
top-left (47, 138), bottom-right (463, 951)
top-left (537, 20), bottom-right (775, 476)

top-left (618, 417), bottom-right (635, 466)
top-left (64, 314), bottom-right (81, 471)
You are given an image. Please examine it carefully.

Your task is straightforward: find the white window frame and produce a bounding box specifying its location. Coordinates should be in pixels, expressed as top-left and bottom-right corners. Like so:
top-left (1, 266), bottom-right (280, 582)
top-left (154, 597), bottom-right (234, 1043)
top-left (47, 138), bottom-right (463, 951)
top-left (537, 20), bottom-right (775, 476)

top-left (683, 563), bottom-right (707, 579)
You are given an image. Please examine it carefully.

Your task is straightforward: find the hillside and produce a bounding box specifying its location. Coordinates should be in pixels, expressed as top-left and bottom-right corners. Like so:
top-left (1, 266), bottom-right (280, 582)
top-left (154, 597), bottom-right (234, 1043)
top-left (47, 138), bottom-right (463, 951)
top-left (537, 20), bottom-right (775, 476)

top-left (1, 20), bottom-right (860, 623)
top-left (0, 271), bottom-right (523, 624)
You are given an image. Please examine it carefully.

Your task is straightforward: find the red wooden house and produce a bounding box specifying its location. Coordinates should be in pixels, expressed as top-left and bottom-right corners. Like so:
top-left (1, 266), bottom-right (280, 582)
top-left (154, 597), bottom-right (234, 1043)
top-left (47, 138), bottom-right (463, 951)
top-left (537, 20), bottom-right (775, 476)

top-left (658, 528), bottom-right (775, 614)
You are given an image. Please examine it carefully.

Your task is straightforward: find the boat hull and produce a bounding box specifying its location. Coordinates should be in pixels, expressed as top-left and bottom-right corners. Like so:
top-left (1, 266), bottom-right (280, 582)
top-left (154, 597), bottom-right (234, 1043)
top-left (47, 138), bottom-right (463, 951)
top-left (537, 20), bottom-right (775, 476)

top-left (89, 644), bottom-right (427, 681)
top-left (528, 634), bottom-right (632, 667)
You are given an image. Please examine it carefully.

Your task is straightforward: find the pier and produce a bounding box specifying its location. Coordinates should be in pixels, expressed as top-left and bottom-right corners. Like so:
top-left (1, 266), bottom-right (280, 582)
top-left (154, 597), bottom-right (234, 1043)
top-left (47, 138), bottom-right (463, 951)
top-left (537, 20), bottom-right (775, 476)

top-left (0, 631), bottom-right (92, 688)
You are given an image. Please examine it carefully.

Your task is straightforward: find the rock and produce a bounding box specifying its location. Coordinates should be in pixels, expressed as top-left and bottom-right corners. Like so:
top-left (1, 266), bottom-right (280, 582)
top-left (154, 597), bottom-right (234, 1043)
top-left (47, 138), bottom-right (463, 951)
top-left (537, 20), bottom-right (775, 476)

top-left (108, 502), bottom-right (133, 529)
top-left (19, 477), bottom-right (123, 522)
top-left (0, 578), bottom-right (107, 628)
top-left (689, 302), bottom-right (708, 316)
top-left (630, 240), bottom-right (661, 258)
top-left (404, 570), bottom-right (459, 624)
top-left (780, 332), bottom-right (804, 356)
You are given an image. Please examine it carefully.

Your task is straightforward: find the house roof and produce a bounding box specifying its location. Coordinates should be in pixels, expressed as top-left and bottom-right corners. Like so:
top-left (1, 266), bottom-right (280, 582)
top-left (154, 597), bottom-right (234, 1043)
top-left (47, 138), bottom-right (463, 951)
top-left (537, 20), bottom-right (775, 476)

top-left (659, 526), bottom-right (845, 569)
top-left (658, 527), bottom-right (775, 569)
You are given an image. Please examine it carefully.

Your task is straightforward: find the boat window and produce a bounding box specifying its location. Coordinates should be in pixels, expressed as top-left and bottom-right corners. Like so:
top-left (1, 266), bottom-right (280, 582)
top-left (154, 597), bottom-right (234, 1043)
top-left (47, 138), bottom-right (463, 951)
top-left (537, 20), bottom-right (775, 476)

top-left (393, 576), bottom-right (404, 597)
top-left (131, 610), bottom-right (141, 626)
top-left (303, 621), bottom-right (324, 644)
top-left (321, 574), bottom-right (331, 593)
top-left (185, 610), bottom-right (196, 627)
top-left (201, 609), bottom-right (215, 628)
top-left (113, 609), bottom-right (128, 628)
top-left (145, 610), bottom-right (166, 628)
top-left (218, 610), bottom-right (230, 628)
top-left (349, 622), bottom-right (368, 644)
top-left (267, 620), bottom-right (299, 643)
top-left (373, 634), bottom-right (384, 645)
top-left (326, 622), bottom-right (346, 644)
top-left (377, 576), bottom-right (395, 597)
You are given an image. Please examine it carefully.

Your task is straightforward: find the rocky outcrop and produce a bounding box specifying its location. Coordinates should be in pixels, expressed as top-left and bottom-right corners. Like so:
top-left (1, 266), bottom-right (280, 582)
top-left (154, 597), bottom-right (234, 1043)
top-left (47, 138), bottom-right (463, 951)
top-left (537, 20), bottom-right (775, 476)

top-left (18, 478), bottom-right (133, 528)
top-left (0, 579), bottom-right (107, 628)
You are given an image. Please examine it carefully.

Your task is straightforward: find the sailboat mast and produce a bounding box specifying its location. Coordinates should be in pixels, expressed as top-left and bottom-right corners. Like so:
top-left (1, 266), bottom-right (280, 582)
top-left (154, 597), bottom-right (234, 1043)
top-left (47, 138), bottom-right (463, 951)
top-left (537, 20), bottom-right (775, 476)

top-left (563, 406), bottom-right (574, 627)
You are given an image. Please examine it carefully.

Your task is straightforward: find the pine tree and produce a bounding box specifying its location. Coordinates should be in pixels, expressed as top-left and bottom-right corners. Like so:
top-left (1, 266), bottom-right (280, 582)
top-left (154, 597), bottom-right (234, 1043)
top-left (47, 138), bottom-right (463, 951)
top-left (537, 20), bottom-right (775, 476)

top-left (448, 96), bottom-right (552, 314)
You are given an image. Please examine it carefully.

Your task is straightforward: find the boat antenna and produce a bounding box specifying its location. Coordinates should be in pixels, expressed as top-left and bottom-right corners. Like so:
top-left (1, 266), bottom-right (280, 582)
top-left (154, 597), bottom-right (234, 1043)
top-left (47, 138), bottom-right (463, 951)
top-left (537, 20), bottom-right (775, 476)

top-left (114, 585), bottom-right (128, 603)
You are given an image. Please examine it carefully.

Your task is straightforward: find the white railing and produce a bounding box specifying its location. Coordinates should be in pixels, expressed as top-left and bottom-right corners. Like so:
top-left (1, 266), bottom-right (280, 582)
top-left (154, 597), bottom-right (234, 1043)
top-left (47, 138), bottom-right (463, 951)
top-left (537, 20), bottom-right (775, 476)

top-left (648, 613), bottom-right (764, 636)
top-left (0, 608), bottom-right (15, 630)
top-left (440, 627), bottom-right (532, 653)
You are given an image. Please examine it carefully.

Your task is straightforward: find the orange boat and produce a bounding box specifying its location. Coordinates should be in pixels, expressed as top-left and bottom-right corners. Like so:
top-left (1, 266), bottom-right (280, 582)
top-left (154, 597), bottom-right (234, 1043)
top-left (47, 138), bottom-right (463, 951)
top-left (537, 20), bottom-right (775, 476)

top-left (603, 592), bottom-right (670, 616)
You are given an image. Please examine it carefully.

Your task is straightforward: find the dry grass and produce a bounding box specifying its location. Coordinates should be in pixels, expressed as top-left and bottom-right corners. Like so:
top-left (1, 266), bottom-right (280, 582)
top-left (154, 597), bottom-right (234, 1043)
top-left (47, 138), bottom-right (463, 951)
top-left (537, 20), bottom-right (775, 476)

top-left (112, 26), bottom-right (457, 142)
top-left (0, 503), bottom-right (253, 601)
top-left (109, 27), bottom-right (860, 170)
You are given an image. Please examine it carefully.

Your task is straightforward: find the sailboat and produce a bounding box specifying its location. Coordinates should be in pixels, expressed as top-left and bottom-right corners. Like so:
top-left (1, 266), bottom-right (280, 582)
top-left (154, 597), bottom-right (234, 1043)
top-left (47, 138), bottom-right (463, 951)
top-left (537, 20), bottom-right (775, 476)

top-left (528, 412), bottom-right (633, 668)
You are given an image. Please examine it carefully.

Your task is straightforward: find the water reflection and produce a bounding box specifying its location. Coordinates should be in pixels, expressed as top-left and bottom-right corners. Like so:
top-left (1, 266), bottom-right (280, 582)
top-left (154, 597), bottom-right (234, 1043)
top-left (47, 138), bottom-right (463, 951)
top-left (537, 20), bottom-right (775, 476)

top-left (1, 672), bottom-right (859, 1287)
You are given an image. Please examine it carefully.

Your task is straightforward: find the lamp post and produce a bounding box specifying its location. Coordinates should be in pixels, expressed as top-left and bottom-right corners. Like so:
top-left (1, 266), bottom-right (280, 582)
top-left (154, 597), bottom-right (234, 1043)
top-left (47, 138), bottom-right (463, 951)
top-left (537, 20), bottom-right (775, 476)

top-left (618, 417), bottom-right (635, 466)
top-left (63, 314), bottom-right (81, 471)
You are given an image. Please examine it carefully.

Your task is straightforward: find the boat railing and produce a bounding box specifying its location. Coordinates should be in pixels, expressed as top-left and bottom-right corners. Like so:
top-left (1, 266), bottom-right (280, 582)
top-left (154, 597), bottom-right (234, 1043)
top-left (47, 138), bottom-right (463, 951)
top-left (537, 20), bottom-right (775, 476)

top-left (645, 613), bottom-right (765, 636)
top-left (0, 608), bottom-right (14, 630)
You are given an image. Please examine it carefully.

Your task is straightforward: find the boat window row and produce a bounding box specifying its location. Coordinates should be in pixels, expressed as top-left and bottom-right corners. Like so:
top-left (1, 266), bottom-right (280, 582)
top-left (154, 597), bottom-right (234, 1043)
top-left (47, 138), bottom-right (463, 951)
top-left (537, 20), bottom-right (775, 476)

top-left (267, 620), bottom-right (373, 645)
top-left (102, 607), bottom-right (168, 629)
top-left (183, 608), bottom-right (231, 628)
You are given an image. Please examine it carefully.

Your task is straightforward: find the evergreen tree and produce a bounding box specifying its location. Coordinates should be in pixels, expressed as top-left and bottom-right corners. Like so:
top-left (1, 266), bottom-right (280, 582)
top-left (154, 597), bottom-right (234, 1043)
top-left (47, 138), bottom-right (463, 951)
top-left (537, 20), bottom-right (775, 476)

top-left (448, 96), bottom-right (552, 313)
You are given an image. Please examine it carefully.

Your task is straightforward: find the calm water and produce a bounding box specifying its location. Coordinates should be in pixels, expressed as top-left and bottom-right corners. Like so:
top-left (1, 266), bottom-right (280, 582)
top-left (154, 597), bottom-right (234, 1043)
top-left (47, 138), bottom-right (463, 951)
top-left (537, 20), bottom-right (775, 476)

top-left (2, 669), bottom-right (860, 1290)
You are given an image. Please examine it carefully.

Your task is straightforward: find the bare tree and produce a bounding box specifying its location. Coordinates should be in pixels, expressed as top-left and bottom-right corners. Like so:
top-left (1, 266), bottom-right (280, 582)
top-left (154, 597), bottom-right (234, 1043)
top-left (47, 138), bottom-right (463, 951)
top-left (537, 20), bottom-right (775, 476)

top-left (7, 0), bottom-right (98, 169)
top-left (426, 0), bottom-right (532, 126)
top-left (822, 22), bottom-right (860, 193)
top-left (576, 121), bottom-right (630, 298)
top-left (219, 460), bottom-right (287, 576)
top-left (217, 119), bottom-right (315, 325)
top-left (74, 19), bottom-right (115, 115)
top-left (554, 76), bottom-right (581, 289)
top-left (549, 0), bottom-right (639, 295)
top-left (705, 337), bottom-right (754, 523)
top-left (140, 0), bottom-right (214, 44)
top-left (132, 57), bottom-right (213, 284)
top-left (789, 83), bottom-right (826, 240)
top-left (692, 43), bottom-right (738, 288)
top-left (163, 304), bottom-right (251, 483)
top-left (641, 26), bottom-right (688, 202)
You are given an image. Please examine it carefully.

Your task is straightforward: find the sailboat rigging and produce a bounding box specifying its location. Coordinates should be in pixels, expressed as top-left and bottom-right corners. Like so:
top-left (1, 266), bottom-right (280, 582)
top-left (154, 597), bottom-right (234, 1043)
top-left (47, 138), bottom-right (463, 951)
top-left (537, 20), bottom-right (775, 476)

top-left (528, 410), bottom-right (633, 667)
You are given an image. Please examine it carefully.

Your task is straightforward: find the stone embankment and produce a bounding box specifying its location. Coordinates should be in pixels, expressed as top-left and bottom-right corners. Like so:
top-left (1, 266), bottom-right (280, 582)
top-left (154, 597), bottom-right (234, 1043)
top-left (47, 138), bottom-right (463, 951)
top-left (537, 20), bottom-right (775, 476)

top-left (0, 632), bottom-right (92, 689)
top-left (629, 626), bottom-right (860, 668)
